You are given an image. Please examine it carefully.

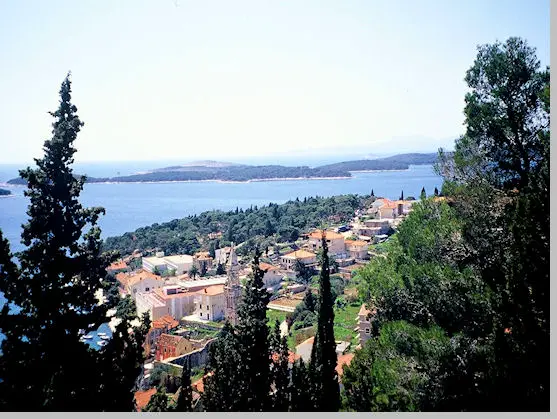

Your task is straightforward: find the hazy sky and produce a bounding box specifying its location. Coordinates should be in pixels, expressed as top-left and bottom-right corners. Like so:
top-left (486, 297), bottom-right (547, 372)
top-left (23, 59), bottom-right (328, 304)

top-left (0, 0), bottom-right (550, 164)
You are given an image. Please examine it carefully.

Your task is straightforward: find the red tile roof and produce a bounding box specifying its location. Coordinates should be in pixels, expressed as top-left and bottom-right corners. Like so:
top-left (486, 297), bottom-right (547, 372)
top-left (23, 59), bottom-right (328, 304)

top-left (108, 260), bottom-right (128, 271)
top-left (152, 315), bottom-right (179, 330)
top-left (260, 262), bottom-right (280, 272)
top-left (192, 372), bottom-right (213, 393)
top-left (134, 388), bottom-right (157, 411)
top-left (271, 351), bottom-right (301, 364)
top-left (156, 333), bottom-right (184, 348)
top-left (308, 229), bottom-right (345, 240)
top-left (197, 284), bottom-right (225, 296)
top-left (336, 353), bottom-right (355, 378)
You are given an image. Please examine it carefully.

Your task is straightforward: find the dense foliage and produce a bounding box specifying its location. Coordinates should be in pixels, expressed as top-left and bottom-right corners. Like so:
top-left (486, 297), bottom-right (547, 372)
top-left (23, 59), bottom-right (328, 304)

top-left (344, 37), bottom-right (549, 412)
top-left (103, 194), bottom-right (366, 256)
top-left (318, 153), bottom-right (440, 172)
top-left (0, 76), bottom-right (148, 411)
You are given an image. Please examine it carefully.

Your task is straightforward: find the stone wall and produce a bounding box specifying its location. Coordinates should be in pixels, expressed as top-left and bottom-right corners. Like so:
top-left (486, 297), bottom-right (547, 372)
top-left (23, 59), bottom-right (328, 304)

top-left (154, 338), bottom-right (216, 371)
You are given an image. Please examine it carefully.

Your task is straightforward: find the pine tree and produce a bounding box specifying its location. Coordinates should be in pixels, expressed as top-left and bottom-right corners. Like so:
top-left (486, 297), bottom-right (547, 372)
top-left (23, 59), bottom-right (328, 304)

top-left (235, 250), bottom-right (271, 411)
top-left (371, 189), bottom-right (375, 197)
top-left (0, 74), bottom-right (141, 411)
top-left (434, 187), bottom-right (439, 196)
top-left (400, 190), bottom-right (404, 200)
top-left (420, 187), bottom-right (427, 200)
top-left (309, 233), bottom-right (340, 411)
top-left (269, 319), bottom-right (282, 355)
top-left (175, 359), bottom-right (193, 411)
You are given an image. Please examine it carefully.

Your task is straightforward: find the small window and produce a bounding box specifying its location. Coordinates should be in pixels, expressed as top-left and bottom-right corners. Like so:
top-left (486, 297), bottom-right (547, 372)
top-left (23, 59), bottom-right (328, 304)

top-left (200, 304), bottom-right (202, 309)
top-left (145, 287), bottom-right (150, 292)
top-left (200, 313), bottom-right (202, 317)
top-left (365, 328), bottom-right (370, 335)
top-left (207, 305), bottom-right (209, 310)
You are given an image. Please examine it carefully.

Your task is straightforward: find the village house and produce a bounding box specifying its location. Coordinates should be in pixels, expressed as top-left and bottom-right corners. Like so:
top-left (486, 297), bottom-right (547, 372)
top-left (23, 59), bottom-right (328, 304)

top-left (144, 315), bottom-right (179, 355)
top-left (193, 285), bottom-right (226, 322)
top-left (355, 303), bottom-right (376, 348)
top-left (344, 239), bottom-right (370, 260)
top-left (136, 285), bottom-right (197, 321)
top-left (370, 198), bottom-right (398, 219)
top-left (280, 249), bottom-right (318, 271)
top-left (193, 251), bottom-right (214, 273)
top-left (307, 229), bottom-right (347, 257)
top-left (155, 333), bottom-right (194, 361)
top-left (214, 247), bottom-right (232, 265)
top-left (258, 262), bottom-right (284, 290)
top-left (142, 253), bottom-right (194, 275)
top-left (120, 270), bottom-right (165, 298)
top-left (107, 260), bottom-right (128, 275)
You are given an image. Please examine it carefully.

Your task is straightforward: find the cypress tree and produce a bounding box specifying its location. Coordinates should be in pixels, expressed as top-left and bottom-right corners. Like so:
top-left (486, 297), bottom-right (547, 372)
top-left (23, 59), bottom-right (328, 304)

top-left (175, 359), bottom-right (193, 411)
top-left (420, 187), bottom-right (427, 200)
top-left (400, 190), bottom-right (404, 200)
top-left (0, 74), bottom-right (146, 411)
top-left (270, 327), bottom-right (290, 411)
top-left (434, 187), bottom-right (439, 196)
top-left (289, 359), bottom-right (312, 411)
top-left (303, 288), bottom-right (316, 313)
top-left (309, 233), bottom-right (340, 411)
top-left (202, 322), bottom-right (244, 411)
top-left (371, 189), bottom-right (375, 197)
top-left (235, 250), bottom-right (271, 411)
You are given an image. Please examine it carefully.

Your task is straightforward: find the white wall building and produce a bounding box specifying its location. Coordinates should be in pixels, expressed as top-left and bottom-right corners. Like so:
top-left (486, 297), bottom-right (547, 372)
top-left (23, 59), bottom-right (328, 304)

top-left (142, 254), bottom-right (194, 275)
top-left (193, 285), bottom-right (226, 322)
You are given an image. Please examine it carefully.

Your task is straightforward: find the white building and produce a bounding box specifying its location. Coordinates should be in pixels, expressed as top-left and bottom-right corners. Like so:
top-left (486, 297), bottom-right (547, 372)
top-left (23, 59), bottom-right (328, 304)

top-left (193, 285), bottom-right (226, 322)
top-left (124, 270), bottom-right (165, 298)
top-left (307, 229), bottom-right (347, 257)
top-left (258, 262), bottom-right (284, 290)
top-left (214, 247), bottom-right (232, 265)
top-left (142, 254), bottom-right (194, 275)
top-left (136, 285), bottom-right (197, 321)
top-left (162, 255), bottom-right (194, 275)
top-left (280, 249), bottom-right (317, 271)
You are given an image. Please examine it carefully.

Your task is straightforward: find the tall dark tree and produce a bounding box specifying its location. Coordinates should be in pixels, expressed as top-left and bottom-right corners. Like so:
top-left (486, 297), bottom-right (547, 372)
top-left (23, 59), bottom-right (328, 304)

top-left (289, 359), bottom-right (312, 411)
top-left (202, 322), bottom-right (244, 411)
top-left (175, 359), bottom-right (193, 411)
top-left (309, 233), bottom-right (340, 411)
top-left (302, 288), bottom-right (316, 313)
top-left (270, 327), bottom-right (290, 411)
top-left (144, 387), bottom-right (169, 412)
top-left (434, 187), bottom-right (439, 196)
top-left (400, 190), bottom-right (404, 200)
top-left (370, 189), bottom-right (375, 197)
top-left (235, 251), bottom-right (271, 411)
top-left (420, 187), bottom-right (426, 200)
top-left (216, 262), bottom-right (226, 275)
top-left (0, 74), bottom-right (147, 411)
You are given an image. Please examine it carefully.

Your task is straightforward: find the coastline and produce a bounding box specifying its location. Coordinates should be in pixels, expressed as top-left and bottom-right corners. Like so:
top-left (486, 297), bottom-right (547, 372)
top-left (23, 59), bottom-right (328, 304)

top-left (1, 176), bottom-right (353, 186)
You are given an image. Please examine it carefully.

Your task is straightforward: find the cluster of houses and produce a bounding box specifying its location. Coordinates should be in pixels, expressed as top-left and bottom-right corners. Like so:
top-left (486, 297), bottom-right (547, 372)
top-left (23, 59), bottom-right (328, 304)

top-left (123, 196), bottom-right (416, 410)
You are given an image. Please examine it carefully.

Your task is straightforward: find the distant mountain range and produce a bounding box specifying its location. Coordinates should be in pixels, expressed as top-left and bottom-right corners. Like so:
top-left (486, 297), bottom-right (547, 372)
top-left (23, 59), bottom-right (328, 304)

top-left (7, 152), bottom-right (442, 184)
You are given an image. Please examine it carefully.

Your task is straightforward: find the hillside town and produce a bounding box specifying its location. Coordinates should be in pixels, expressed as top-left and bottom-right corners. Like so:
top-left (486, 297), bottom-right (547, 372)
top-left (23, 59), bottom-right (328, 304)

top-left (105, 196), bottom-right (417, 410)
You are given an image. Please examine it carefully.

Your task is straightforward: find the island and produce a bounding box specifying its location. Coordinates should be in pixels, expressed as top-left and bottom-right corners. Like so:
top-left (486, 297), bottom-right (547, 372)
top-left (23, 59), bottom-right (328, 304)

top-left (0, 188), bottom-right (11, 196)
top-left (7, 153), bottom-right (442, 185)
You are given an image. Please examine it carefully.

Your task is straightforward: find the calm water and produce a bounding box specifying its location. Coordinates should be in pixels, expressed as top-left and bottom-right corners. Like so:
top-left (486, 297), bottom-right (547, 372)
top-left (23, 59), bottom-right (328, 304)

top-left (0, 164), bottom-right (442, 253)
top-left (0, 163), bottom-right (442, 344)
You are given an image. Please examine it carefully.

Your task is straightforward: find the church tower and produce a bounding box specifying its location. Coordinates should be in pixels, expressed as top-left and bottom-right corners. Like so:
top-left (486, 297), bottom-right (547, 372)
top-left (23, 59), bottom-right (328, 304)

top-left (224, 244), bottom-right (242, 325)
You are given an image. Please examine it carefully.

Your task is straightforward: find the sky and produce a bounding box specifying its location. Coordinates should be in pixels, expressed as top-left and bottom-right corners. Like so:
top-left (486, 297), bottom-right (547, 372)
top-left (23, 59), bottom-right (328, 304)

top-left (0, 0), bottom-right (550, 164)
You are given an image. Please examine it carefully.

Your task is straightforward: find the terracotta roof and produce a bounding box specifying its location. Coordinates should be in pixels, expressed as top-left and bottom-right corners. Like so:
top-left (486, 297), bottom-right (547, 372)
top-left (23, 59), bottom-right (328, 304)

top-left (127, 270), bottom-right (164, 287)
top-left (345, 240), bottom-right (368, 247)
top-left (283, 249), bottom-right (316, 259)
top-left (108, 260), bottom-right (127, 271)
top-left (259, 262), bottom-right (280, 272)
top-left (308, 229), bottom-right (344, 240)
top-left (152, 315), bottom-right (179, 330)
top-left (358, 304), bottom-right (371, 317)
top-left (156, 333), bottom-right (184, 348)
top-left (198, 284), bottom-right (225, 296)
top-left (336, 353), bottom-right (355, 378)
top-left (116, 272), bottom-right (129, 287)
top-left (194, 251), bottom-right (213, 260)
top-left (134, 388), bottom-right (157, 411)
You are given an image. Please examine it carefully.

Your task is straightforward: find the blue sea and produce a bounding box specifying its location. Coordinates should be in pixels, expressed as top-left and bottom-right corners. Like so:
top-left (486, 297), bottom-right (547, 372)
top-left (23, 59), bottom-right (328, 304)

top-left (0, 164), bottom-right (442, 254)
top-left (0, 160), bottom-right (442, 346)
